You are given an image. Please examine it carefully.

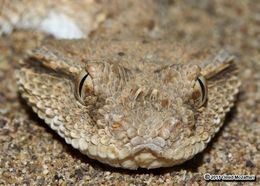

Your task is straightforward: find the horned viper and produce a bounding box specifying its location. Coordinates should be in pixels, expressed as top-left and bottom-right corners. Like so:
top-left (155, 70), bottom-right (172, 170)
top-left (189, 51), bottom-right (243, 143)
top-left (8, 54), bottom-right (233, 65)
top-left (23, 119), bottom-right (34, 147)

top-left (1, 0), bottom-right (240, 169)
top-left (16, 38), bottom-right (240, 169)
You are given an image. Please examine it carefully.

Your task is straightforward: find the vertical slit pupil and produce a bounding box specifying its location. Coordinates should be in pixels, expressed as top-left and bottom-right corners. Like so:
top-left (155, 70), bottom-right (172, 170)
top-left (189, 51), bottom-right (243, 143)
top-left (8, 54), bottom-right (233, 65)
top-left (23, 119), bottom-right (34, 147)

top-left (197, 77), bottom-right (205, 102)
top-left (79, 73), bottom-right (89, 97)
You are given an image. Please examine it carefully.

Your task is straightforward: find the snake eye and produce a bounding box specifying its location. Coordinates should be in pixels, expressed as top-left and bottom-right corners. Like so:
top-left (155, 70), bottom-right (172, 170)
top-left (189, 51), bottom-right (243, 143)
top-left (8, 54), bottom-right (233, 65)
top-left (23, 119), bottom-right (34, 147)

top-left (192, 75), bottom-right (208, 107)
top-left (75, 71), bottom-right (94, 104)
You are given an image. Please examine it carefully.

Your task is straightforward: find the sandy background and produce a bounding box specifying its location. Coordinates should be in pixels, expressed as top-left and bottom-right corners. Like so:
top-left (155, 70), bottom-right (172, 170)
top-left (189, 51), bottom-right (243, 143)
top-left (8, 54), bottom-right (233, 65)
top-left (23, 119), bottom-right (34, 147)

top-left (0, 0), bottom-right (259, 185)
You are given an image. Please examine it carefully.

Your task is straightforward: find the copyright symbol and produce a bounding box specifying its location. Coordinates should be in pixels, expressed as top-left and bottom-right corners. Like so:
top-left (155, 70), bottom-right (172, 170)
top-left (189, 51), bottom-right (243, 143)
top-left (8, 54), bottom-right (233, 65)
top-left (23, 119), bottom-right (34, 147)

top-left (204, 173), bottom-right (211, 181)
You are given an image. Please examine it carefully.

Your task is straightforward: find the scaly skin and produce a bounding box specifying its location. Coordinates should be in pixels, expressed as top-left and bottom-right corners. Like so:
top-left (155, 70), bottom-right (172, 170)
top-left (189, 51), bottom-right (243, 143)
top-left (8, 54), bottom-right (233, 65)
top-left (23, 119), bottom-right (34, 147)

top-left (16, 38), bottom-right (240, 169)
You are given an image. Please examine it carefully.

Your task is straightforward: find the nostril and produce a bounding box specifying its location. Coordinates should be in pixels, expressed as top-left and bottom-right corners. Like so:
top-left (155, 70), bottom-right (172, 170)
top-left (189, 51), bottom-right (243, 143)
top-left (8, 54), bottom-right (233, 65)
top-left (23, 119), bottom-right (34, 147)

top-left (150, 89), bottom-right (159, 100)
top-left (133, 88), bottom-right (144, 100)
top-left (130, 87), bottom-right (144, 100)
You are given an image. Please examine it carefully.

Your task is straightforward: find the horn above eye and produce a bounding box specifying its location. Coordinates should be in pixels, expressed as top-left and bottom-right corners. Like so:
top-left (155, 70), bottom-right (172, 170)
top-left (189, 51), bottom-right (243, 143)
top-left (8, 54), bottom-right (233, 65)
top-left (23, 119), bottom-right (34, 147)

top-left (192, 75), bottom-right (208, 107)
top-left (75, 70), bottom-right (94, 105)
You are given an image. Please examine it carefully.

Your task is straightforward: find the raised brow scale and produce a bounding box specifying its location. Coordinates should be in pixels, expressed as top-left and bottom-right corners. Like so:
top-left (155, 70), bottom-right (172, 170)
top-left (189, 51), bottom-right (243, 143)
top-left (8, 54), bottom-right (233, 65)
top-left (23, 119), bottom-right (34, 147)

top-left (16, 39), bottom-right (240, 169)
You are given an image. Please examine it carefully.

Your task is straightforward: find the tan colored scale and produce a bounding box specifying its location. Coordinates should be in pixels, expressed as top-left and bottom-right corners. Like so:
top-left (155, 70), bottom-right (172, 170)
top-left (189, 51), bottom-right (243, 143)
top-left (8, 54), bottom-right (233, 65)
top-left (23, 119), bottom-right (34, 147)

top-left (16, 38), bottom-right (240, 169)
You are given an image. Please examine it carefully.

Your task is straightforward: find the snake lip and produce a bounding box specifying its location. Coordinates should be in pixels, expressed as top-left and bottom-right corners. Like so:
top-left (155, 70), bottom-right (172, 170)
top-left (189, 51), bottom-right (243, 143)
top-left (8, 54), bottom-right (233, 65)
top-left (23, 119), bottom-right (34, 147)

top-left (120, 143), bottom-right (165, 169)
top-left (131, 143), bottom-right (163, 156)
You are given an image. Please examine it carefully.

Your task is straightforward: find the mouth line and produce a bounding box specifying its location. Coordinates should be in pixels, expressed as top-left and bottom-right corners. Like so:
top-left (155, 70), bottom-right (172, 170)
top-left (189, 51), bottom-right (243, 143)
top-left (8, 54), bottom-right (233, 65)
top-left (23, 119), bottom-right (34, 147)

top-left (131, 143), bottom-right (163, 156)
